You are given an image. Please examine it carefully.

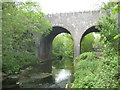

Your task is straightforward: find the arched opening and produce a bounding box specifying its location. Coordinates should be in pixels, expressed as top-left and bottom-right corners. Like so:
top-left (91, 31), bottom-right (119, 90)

top-left (38, 26), bottom-right (72, 60)
top-left (39, 26), bottom-right (74, 60)
top-left (80, 26), bottom-right (100, 54)
top-left (52, 33), bottom-right (74, 60)
top-left (46, 26), bottom-right (71, 41)
top-left (51, 26), bottom-right (74, 60)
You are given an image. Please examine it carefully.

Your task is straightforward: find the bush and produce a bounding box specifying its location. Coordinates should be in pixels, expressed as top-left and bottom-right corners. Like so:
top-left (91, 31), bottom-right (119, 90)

top-left (2, 51), bottom-right (40, 74)
top-left (73, 53), bottom-right (119, 88)
top-left (75, 52), bottom-right (97, 61)
top-left (74, 52), bottom-right (97, 65)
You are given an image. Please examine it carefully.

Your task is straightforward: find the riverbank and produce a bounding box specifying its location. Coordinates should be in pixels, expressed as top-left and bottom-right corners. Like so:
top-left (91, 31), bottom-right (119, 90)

top-left (72, 52), bottom-right (119, 88)
top-left (2, 59), bottom-right (74, 88)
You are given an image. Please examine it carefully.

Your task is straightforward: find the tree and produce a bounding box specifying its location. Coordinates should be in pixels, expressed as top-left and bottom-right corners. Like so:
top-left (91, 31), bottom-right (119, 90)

top-left (81, 33), bottom-right (95, 53)
top-left (2, 2), bottom-right (52, 74)
top-left (2, 2), bottom-right (51, 51)
top-left (52, 33), bottom-right (74, 59)
top-left (96, 2), bottom-right (119, 55)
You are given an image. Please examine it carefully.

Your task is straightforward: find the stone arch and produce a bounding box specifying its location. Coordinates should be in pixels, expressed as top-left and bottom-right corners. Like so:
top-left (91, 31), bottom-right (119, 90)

top-left (38, 26), bottom-right (73, 61)
top-left (47, 26), bottom-right (72, 41)
top-left (80, 25), bottom-right (100, 54)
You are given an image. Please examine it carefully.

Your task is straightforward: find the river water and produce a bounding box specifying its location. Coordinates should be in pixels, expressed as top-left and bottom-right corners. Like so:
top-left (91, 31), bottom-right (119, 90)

top-left (2, 59), bottom-right (74, 88)
top-left (51, 59), bottom-right (74, 88)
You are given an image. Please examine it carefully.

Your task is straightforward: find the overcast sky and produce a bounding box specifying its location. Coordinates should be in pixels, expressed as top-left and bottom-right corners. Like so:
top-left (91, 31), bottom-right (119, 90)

top-left (3, 0), bottom-right (110, 14)
top-left (38, 0), bottom-right (109, 14)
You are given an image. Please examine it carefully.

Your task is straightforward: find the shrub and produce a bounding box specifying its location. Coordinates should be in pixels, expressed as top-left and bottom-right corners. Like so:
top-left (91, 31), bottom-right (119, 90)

top-left (73, 53), bottom-right (119, 88)
top-left (74, 52), bottom-right (97, 65)
top-left (2, 51), bottom-right (40, 74)
top-left (75, 52), bottom-right (97, 61)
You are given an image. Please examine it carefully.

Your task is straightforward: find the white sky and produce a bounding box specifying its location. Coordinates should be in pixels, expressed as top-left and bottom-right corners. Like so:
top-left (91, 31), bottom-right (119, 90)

top-left (38, 0), bottom-right (109, 14)
top-left (4, 0), bottom-right (110, 14)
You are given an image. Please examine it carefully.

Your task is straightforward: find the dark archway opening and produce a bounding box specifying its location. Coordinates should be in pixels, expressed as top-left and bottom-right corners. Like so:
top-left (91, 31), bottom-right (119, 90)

top-left (45, 26), bottom-right (74, 59)
top-left (39, 26), bottom-right (71, 60)
top-left (46, 26), bottom-right (71, 42)
top-left (81, 26), bottom-right (100, 41)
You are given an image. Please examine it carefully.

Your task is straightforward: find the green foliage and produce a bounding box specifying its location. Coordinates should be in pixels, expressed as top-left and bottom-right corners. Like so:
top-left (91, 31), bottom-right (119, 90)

top-left (96, 2), bottom-right (119, 53)
top-left (112, 4), bottom-right (120, 14)
top-left (113, 34), bottom-right (120, 39)
top-left (73, 52), bottom-right (101, 88)
top-left (2, 2), bottom-right (52, 74)
top-left (52, 33), bottom-right (74, 59)
top-left (2, 51), bottom-right (40, 74)
top-left (2, 2), bottom-right (52, 51)
top-left (93, 33), bottom-right (104, 49)
top-left (81, 33), bottom-right (95, 53)
top-left (75, 52), bottom-right (97, 62)
top-left (73, 53), bottom-right (119, 88)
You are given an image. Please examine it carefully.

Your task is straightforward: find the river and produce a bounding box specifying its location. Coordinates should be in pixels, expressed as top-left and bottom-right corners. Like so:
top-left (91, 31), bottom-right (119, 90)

top-left (2, 59), bottom-right (74, 88)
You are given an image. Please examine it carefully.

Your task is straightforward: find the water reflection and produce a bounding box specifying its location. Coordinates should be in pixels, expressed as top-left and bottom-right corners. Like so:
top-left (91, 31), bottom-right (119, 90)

top-left (55, 69), bottom-right (71, 83)
top-left (51, 59), bottom-right (74, 88)
top-left (2, 59), bottom-right (74, 88)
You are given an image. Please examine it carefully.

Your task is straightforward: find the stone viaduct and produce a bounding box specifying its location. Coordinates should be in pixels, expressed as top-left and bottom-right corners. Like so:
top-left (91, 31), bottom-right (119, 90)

top-left (36, 10), bottom-right (102, 61)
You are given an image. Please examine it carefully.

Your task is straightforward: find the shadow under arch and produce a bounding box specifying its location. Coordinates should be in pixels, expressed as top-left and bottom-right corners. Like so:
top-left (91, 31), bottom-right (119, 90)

top-left (38, 26), bottom-right (73, 61)
top-left (80, 25), bottom-right (100, 54)
top-left (46, 26), bottom-right (71, 41)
